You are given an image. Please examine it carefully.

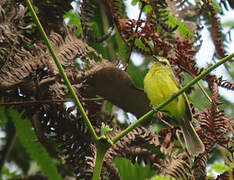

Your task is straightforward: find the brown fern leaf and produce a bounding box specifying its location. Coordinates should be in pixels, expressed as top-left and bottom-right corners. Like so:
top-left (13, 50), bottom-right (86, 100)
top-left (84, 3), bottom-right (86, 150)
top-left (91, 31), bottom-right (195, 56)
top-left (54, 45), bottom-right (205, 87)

top-left (198, 81), bottom-right (232, 153)
top-left (169, 36), bottom-right (202, 77)
top-left (215, 77), bottom-right (234, 90)
top-left (0, 31), bottom-right (101, 91)
top-left (160, 158), bottom-right (191, 180)
top-left (156, 128), bottom-right (192, 179)
top-left (48, 30), bottom-right (102, 69)
top-left (139, 15), bottom-right (173, 56)
top-left (105, 127), bottom-right (192, 179)
top-left (193, 155), bottom-right (207, 179)
top-left (113, 17), bottom-right (136, 47)
top-left (215, 170), bottom-right (234, 180)
top-left (202, 0), bottom-right (227, 58)
top-left (0, 2), bottom-right (31, 67)
top-left (106, 127), bottom-right (159, 164)
top-left (102, 0), bottom-right (175, 56)
top-left (205, 74), bottom-right (234, 91)
top-left (37, 91), bottom-right (103, 179)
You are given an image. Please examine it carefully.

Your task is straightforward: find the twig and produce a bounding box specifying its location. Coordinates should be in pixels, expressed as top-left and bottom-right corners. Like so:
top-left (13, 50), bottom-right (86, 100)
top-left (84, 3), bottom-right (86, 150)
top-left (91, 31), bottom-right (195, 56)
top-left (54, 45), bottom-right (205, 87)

top-left (190, 74), bottom-right (212, 103)
top-left (0, 97), bottom-right (103, 106)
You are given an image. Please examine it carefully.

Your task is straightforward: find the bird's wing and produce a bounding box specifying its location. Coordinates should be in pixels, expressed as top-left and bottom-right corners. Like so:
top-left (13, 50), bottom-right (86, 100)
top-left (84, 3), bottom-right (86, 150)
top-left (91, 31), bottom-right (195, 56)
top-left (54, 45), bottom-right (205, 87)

top-left (168, 68), bottom-right (180, 88)
top-left (183, 92), bottom-right (193, 121)
top-left (169, 69), bottom-right (193, 121)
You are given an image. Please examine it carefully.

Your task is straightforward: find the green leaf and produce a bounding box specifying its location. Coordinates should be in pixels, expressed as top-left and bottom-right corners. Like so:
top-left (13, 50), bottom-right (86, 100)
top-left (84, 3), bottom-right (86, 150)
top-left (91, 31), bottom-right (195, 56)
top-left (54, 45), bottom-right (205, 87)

top-left (211, 163), bottom-right (228, 173)
top-left (222, 20), bottom-right (234, 28)
top-left (9, 109), bottom-right (62, 180)
top-left (92, 22), bottom-right (109, 59)
top-left (101, 122), bottom-right (113, 137)
top-left (208, 162), bottom-right (228, 178)
top-left (131, 0), bottom-right (139, 6)
top-left (114, 157), bottom-right (155, 180)
top-left (150, 175), bottom-right (175, 180)
top-left (63, 10), bottom-right (82, 36)
top-left (127, 61), bottom-right (148, 89)
top-left (115, 25), bottom-right (130, 63)
top-left (166, 15), bottom-right (193, 39)
top-left (105, 101), bottom-right (113, 112)
top-left (211, 0), bottom-right (222, 14)
top-left (144, 5), bottom-right (152, 14)
top-left (0, 166), bottom-right (21, 179)
top-left (0, 106), bottom-right (7, 126)
top-left (134, 39), bottom-right (151, 51)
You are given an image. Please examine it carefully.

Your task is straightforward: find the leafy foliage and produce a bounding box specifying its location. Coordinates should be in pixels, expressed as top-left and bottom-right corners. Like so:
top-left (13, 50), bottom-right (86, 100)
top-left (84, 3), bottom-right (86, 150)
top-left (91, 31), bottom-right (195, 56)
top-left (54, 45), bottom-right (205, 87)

top-left (114, 157), bottom-right (155, 180)
top-left (0, 166), bottom-right (21, 180)
top-left (208, 162), bottom-right (229, 178)
top-left (150, 175), bottom-right (175, 180)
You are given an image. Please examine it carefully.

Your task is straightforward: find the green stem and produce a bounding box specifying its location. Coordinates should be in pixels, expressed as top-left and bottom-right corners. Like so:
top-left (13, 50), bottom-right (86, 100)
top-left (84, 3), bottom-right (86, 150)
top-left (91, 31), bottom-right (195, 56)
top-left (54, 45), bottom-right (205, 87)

top-left (92, 142), bottom-right (109, 180)
top-left (112, 110), bottom-right (154, 143)
top-left (112, 53), bottom-right (234, 144)
top-left (25, 0), bottom-right (99, 143)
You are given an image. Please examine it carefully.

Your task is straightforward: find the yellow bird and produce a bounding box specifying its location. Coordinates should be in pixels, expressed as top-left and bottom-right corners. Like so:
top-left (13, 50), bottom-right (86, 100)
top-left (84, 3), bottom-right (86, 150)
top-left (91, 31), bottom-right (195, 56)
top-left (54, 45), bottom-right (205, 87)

top-left (144, 57), bottom-right (204, 156)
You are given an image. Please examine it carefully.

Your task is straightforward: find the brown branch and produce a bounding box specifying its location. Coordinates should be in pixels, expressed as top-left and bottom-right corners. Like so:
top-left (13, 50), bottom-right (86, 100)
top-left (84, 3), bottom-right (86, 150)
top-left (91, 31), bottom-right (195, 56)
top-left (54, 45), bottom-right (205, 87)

top-left (0, 98), bottom-right (103, 106)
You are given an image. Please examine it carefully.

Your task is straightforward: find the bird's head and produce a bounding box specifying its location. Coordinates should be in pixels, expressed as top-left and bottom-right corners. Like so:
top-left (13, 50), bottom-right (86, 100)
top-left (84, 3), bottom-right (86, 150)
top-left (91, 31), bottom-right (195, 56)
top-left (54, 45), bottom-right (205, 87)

top-left (152, 56), bottom-right (171, 68)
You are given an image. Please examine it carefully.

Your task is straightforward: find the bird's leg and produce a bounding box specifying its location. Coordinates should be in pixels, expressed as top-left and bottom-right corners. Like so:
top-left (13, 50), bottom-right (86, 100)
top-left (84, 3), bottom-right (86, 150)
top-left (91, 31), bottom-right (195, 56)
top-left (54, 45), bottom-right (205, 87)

top-left (151, 104), bottom-right (174, 128)
top-left (156, 111), bottom-right (174, 129)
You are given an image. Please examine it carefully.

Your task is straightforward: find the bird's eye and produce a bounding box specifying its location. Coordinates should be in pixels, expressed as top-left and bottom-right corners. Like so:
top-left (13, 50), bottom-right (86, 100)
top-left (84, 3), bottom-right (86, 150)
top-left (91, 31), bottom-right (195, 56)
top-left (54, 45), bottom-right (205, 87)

top-left (161, 61), bottom-right (167, 66)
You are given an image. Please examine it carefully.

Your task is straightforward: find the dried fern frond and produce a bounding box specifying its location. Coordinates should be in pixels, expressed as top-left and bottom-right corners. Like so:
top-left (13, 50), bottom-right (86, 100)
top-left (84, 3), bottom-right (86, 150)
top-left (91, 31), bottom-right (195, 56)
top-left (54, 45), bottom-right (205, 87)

top-left (0, 2), bottom-right (30, 67)
top-left (202, 0), bottom-right (227, 58)
top-left (197, 81), bottom-right (232, 154)
top-left (193, 155), bottom-right (207, 179)
top-left (37, 96), bottom-right (102, 179)
top-left (169, 36), bottom-right (201, 77)
top-left (0, 31), bottom-right (101, 91)
top-left (205, 74), bottom-right (234, 91)
top-left (101, 0), bottom-right (176, 56)
top-left (103, 127), bottom-right (192, 179)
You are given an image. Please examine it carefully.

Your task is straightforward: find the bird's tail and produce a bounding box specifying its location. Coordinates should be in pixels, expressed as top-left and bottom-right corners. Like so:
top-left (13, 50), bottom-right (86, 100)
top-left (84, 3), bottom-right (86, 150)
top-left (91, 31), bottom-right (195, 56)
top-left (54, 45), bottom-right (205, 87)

top-left (181, 121), bottom-right (205, 156)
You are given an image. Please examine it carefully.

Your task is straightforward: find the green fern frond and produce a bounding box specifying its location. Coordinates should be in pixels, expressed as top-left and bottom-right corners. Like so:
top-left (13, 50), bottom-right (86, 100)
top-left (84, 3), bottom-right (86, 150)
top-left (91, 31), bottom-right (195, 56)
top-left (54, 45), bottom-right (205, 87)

top-left (211, 0), bottom-right (222, 14)
top-left (166, 15), bottom-right (194, 39)
top-left (10, 109), bottom-right (62, 180)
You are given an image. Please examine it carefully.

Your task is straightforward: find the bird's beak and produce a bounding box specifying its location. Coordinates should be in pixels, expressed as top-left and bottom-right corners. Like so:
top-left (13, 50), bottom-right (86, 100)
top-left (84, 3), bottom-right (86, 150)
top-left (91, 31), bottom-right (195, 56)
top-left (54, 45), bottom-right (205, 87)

top-left (152, 55), bottom-right (160, 62)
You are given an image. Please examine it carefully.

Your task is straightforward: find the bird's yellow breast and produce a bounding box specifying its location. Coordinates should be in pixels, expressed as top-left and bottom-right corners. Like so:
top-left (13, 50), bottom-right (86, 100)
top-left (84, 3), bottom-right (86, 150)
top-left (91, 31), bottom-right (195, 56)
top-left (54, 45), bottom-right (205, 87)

top-left (144, 64), bottom-right (186, 120)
